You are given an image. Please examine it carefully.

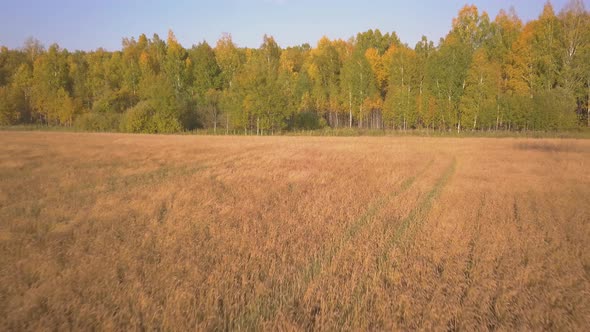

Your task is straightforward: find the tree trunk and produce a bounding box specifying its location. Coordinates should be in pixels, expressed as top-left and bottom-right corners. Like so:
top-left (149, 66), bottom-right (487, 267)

top-left (359, 105), bottom-right (363, 129)
top-left (349, 90), bottom-right (352, 128)
top-left (496, 104), bottom-right (499, 131)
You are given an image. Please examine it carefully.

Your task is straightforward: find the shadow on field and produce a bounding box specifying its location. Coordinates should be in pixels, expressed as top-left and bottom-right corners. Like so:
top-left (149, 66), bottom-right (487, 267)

top-left (515, 141), bottom-right (589, 153)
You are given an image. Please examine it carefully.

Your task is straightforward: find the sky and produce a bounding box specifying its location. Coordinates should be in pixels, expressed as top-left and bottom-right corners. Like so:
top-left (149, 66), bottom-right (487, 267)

top-left (1, 0), bottom-right (588, 51)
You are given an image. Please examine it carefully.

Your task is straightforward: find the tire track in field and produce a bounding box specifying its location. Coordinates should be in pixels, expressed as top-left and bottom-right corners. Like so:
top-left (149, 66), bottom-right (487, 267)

top-left (459, 194), bottom-right (485, 306)
top-left (301, 159), bottom-right (435, 283)
top-left (94, 143), bottom-right (263, 192)
top-left (1, 145), bottom-right (258, 211)
top-left (380, 157), bottom-right (456, 261)
top-left (0, 146), bottom-right (264, 240)
top-left (330, 157), bottom-right (457, 326)
top-left (234, 159), bottom-right (435, 328)
top-left (377, 158), bottom-right (457, 267)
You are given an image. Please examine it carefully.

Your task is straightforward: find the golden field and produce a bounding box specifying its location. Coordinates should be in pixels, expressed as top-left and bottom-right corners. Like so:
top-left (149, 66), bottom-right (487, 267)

top-left (0, 132), bottom-right (589, 330)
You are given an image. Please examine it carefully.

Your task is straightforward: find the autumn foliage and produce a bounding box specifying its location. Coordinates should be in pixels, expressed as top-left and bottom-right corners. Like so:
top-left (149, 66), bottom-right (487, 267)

top-left (1, 1), bottom-right (589, 132)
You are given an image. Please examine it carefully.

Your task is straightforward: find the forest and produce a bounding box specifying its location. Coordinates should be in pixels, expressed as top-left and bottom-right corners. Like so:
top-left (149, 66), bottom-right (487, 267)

top-left (1, 1), bottom-right (589, 133)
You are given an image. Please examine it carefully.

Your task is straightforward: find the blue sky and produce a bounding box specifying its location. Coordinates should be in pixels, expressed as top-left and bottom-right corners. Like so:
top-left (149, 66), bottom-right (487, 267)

top-left (1, 0), bottom-right (587, 51)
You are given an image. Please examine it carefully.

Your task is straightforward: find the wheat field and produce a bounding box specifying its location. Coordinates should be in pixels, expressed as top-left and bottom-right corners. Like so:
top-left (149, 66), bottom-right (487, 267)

top-left (0, 132), bottom-right (589, 330)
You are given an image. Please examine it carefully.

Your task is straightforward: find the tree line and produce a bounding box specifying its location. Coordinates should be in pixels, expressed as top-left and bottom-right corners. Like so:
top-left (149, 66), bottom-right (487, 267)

top-left (1, 1), bottom-right (589, 133)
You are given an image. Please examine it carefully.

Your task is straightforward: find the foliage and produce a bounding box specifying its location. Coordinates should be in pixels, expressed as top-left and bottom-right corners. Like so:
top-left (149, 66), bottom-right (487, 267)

top-left (290, 111), bottom-right (327, 130)
top-left (120, 100), bottom-right (181, 134)
top-left (74, 112), bottom-right (122, 132)
top-left (0, 1), bottom-right (589, 133)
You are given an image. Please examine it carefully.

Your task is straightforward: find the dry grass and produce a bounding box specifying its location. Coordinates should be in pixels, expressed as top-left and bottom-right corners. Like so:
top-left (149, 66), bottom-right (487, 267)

top-left (0, 132), bottom-right (589, 330)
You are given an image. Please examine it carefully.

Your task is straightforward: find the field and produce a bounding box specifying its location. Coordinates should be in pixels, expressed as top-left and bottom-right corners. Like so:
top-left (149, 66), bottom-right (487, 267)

top-left (1, 132), bottom-right (589, 330)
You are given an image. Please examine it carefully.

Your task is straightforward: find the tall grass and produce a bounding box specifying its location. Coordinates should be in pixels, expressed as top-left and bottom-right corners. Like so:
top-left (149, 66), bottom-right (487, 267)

top-left (3, 124), bottom-right (590, 138)
top-left (0, 132), bottom-right (589, 330)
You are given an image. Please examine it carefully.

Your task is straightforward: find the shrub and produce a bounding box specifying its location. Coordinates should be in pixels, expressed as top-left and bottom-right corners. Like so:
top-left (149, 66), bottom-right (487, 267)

top-left (533, 88), bottom-right (578, 131)
top-left (120, 101), bottom-right (157, 133)
top-left (291, 111), bottom-right (327, 130)
top-left (152, 112), bottom-right (182, 133)
top-left (120, 100), bottom-right (182, 134)
top-left (92, 88), bottom-right (138, 114)
top-left (0, 86), bottom-right (22, 125)
top-left (74, 112), bottom-right (122, 132)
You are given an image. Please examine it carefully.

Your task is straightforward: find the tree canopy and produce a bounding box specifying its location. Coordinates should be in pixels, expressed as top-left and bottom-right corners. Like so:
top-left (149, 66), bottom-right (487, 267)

top-left (1, 1), bottom-right (589, 132)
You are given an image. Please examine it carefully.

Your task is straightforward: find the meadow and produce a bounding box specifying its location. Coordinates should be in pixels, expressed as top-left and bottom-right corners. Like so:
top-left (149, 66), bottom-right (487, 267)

top-left (0, 132), bottom-right (589, 330)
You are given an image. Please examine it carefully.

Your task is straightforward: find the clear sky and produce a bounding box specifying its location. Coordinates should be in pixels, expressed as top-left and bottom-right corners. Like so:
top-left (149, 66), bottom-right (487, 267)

top-left (1, 0), bottom-right (588, 51)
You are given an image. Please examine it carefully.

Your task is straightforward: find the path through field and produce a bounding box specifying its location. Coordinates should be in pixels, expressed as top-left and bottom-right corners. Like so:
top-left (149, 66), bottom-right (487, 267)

top-left (0, 132), bottom-right (589, 330)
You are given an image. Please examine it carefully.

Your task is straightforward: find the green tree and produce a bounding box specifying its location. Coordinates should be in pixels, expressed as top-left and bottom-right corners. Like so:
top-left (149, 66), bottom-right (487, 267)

top-left (533, 2), bottom-right (562, 91)
top-left (340, 38), bottom-right (377, 128)
top-left (215, 33), bottom-right (242, 90)
top-left (459, 49), bottom-right (501, 130)
top-left (279, 45), bottom-right (312, 128)
top-left (0, 86), bottom-right (22, 124)
top-left (190, 41), bottom-right (221, 99)
top-left (558, 0), bottom-right (589, 125)
top-left (11, 63), bottom-right (33, 122)
top-left (68, 51), bottom-right (91, 110)
top-left (384, 45), bottom-right (419, 129)
top-left (164, 30), bottom-right (190, 96)
top-left (306, 37), bottom-right (343, 126)
top-left (31, 44), bottom-right (70, 124)
top-left (55, 87), bottom-right (76, 126)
